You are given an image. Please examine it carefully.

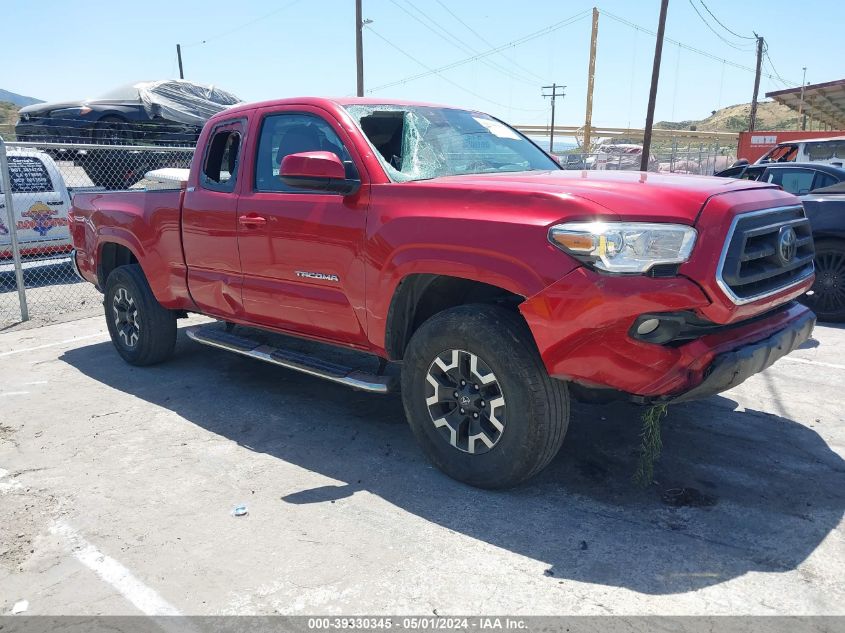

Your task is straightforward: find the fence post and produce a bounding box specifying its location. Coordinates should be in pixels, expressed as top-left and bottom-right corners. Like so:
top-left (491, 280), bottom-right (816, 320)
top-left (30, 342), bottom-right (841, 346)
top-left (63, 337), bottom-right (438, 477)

top-left (670, 138), bottom-right (676, 172)
top-left (0, 137), bottom-right (29, 322)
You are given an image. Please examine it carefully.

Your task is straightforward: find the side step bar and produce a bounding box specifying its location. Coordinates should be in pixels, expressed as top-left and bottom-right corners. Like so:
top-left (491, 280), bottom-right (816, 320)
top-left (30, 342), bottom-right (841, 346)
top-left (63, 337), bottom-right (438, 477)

top-left (185, 325), bottom-right (394, 394)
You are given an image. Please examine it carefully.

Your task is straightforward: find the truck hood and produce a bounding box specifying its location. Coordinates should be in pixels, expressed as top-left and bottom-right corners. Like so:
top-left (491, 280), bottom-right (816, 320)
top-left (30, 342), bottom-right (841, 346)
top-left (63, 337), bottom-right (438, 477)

top-left (419, 169), bottom-right (786, 224)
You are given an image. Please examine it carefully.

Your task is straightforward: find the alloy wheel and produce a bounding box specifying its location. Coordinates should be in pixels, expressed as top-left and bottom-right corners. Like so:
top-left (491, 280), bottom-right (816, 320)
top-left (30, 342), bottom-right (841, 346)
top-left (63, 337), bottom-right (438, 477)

top-left (112, 287), bottom-right (140, 348)
top-left (424, 349), bottom-right (506, 454)
top-left (810, 251), bottom-right (845, 316)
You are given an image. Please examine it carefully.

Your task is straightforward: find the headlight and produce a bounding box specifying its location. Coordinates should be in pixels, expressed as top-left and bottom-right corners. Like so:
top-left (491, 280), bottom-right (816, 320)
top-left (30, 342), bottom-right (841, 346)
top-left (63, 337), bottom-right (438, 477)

top-left (548, 221), bottom-right (697, 274)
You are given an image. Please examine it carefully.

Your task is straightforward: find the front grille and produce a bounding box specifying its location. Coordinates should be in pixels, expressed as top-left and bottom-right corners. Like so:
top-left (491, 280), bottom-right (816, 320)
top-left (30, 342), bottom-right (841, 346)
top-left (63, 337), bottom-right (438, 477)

top-left (718, 206), bottom-right (814, 303)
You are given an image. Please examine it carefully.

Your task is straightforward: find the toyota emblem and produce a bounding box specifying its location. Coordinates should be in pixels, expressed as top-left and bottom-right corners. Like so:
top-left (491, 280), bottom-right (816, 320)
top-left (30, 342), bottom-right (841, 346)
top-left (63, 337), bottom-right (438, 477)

top-left (777, 226), bottom-right (797, 265)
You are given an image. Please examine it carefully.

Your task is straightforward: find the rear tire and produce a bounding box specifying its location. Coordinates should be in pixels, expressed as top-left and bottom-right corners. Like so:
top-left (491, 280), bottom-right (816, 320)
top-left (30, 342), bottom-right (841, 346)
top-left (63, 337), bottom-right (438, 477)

top-left (104, 264), bottom-right (177, 365)
top-left (401, 304), bottom-right (569, 489)
top-left (803, 239), bottom-right (845, 322)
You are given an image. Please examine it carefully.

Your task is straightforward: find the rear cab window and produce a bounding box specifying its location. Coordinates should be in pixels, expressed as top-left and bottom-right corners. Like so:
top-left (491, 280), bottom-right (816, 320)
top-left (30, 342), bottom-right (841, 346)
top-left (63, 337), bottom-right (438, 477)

top-left (201, 121), bottom-right (244, 192)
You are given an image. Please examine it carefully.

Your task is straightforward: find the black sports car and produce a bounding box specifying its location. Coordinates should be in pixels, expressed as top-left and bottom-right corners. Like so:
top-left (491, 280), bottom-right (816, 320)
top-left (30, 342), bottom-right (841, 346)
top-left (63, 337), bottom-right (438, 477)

top-left (16, 80), bottom-right (241, 145)
top-left (714, 162), bottom-right (845, 321)
top-left (15, 80), bottom-right (241, 188)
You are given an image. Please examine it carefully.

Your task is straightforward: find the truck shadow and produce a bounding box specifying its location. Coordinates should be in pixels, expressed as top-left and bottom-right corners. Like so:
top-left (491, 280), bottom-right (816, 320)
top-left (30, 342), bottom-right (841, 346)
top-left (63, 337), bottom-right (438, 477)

top-left (61, 329), bottom-right (845, 596)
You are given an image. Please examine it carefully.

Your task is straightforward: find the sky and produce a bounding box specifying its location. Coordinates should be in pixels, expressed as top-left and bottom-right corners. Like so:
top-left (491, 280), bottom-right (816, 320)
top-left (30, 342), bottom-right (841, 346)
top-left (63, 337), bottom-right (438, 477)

top-left (4, 0), bottom-right (844, 129)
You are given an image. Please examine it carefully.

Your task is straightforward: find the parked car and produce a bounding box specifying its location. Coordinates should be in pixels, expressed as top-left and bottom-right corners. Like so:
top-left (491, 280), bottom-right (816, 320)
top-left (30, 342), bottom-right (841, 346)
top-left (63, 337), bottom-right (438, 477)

top-left (15, 80), bottom-right (240, 189)
top-left (796, 182), bottom-right (845, 322)
top-left (69, 98), bottom-right (815, 488)
top-left (585, 143), bottom-right (659, 171)
top-left (714, 162), bottom-right (845, 321)
top-left (558, 153), bottom-right (588, 170)
top-left (0, 149), bottom-right (71, 259)
top-left (755, 136), bottom-right (845, 168)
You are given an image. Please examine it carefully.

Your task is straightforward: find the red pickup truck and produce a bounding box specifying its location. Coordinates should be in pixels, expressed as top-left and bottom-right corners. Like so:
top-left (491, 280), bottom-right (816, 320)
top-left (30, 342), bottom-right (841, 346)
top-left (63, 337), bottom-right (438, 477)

top-left (69, 97), bottom-right (816, 488)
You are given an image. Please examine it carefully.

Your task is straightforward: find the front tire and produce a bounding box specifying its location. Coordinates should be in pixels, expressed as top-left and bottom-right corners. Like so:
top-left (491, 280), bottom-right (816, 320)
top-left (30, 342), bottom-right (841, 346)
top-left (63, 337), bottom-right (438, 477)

top-left (401, 304), bottom-right (569, 488)
top-left (104, 264), bottom-right (177, 365)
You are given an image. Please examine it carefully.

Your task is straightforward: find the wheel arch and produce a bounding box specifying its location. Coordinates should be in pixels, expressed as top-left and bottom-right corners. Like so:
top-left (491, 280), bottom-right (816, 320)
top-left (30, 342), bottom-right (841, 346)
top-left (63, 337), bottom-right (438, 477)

top-left (384, 273), bottom-right (527, 360)
top-left (97, 240), bottom-right (140, 288)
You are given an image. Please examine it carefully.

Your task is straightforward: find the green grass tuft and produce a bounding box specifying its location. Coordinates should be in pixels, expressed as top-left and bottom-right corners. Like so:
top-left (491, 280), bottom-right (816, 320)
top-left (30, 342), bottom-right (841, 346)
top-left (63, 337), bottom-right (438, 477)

top-left (633, 403), bottom-right (668, 488)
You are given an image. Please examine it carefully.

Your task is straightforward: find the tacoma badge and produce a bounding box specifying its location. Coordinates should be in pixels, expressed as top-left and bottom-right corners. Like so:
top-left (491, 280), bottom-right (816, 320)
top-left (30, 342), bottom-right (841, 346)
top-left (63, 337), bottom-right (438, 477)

top-left (295, 271), bottom-right (340, 282)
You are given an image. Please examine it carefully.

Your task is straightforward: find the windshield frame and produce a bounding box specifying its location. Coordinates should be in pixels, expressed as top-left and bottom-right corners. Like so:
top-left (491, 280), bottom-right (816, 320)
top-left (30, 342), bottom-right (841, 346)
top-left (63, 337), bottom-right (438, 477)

top-left (344, 104), bottom-right (561, 183)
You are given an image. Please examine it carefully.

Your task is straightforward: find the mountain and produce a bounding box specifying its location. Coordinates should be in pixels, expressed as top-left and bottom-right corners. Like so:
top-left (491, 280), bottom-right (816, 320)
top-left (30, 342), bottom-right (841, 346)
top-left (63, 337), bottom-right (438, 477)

top-left (657, 101), bottom-right (800, 133)
top-left (0, 89), bottom-right (43, 108)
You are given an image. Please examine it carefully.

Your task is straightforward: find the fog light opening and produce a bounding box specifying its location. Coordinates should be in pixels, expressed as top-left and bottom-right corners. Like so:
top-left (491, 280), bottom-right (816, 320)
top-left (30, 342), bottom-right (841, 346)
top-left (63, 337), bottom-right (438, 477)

top-left (636, 318), bottom-right (661, 336)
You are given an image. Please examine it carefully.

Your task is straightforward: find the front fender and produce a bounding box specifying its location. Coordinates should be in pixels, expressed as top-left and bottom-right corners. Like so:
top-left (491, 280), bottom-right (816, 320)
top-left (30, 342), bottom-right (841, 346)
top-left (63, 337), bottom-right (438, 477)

top-left (367, 244), bottom-right (580, 356)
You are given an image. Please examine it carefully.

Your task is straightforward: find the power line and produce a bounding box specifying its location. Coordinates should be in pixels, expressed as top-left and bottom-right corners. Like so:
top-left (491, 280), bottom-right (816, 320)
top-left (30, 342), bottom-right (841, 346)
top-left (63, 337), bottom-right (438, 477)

top-left (183, 0), bottom-right (302, 47)
top-left (368, 9), bottom-right (591, 92)
top-left (364, 26), bottom-right (545, 113)
top-left (698, 0), bottom-right (756, 40)
top-left (601, 10), bottom-right (791, 85)
top-left (432, 0), bottom-right (546, 83)
top-left (387, 0), bottom-right (536, 87)
top-left (763, 45), bottom-right (797, 87)
top-left (687, 0), bottom-right (754, 52)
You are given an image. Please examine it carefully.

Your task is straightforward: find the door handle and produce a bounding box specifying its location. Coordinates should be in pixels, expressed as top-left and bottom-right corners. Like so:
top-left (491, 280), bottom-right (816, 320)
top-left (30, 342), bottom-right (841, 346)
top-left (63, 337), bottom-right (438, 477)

top-left (238, 214), bottom-right (266, 227)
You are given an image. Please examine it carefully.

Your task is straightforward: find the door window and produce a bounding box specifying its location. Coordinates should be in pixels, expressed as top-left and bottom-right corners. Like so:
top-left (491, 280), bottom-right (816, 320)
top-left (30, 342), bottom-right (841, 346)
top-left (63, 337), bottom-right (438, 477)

top-left (201, 127), bottom-right (242, 192)
top-left (765, 168), bottom-right (816, 195)
top-left (254, 113), bottom-right (355, 192)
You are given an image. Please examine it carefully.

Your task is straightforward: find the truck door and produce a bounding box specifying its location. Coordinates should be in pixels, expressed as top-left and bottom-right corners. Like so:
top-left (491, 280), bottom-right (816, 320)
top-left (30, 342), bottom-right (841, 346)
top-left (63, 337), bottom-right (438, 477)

top-left (182, 118), bottom-right (246, 318)
top-left (235, 106), bottom-right (369, 345)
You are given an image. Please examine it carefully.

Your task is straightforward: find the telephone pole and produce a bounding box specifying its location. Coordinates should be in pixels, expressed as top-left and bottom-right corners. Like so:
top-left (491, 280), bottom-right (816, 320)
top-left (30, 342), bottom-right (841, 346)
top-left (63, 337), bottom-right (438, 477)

top-left (176, 44), bottom-right (184, 79)
top-left (799, 66), bottom-right (808, 131)
top-left (749, 34), bottom-right (764, 131)
top-left (542, 84), bottom-right (566, 153)
top-left (641, 0), bottom-right (668, 171)
top-left (582, 7), bottom-right (599, 152)
top-left (355, 0), bottom-right (364, 97)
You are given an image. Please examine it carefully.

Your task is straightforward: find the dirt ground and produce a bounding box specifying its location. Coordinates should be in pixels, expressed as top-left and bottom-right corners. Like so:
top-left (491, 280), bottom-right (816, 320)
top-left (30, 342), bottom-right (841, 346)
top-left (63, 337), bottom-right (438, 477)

top-left (0, 314), bottom-right (843, 616)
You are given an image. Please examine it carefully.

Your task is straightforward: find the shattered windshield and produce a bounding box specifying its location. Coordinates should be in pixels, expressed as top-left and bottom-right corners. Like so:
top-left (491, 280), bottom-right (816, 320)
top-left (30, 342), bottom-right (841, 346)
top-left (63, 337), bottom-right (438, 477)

top-left (345, 104), bottom-right (559, 181)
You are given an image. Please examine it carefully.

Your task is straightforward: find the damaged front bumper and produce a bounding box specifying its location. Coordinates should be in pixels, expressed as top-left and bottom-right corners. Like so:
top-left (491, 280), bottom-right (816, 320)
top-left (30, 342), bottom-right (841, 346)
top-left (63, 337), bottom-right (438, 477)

top-left (664, 309), bottom-right (814, 403)
top-left (519, 266), bottom-right (816, 403)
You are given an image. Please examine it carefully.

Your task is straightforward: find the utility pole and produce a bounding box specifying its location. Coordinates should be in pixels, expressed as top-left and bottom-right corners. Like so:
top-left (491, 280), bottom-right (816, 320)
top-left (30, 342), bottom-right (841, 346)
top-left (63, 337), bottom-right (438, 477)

top-left (749, 34), bottom-right (764, 131)
top-left (583, 7), bottom-right (599, 152)
top-left (176, 44), bottom-right (184, 79)
top-left (641, 0), bottom-right (668, 172)
top-left (356, 0), bottom-right (364, 97)
top-left (542, 84), bottom-right (566, 153)
top-left (799, 66), bottom-right (808, 131)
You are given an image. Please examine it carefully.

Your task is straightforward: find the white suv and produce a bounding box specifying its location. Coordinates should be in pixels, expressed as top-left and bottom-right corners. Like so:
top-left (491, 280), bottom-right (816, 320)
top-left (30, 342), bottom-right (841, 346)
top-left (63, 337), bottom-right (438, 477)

top-left (756, 136), bottom-right (845, 168)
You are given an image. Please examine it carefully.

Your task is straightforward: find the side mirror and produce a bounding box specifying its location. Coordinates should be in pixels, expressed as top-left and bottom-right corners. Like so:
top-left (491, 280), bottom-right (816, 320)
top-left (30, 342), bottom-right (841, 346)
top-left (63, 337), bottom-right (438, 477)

top-left (279, 151), bottom-right (360, 195)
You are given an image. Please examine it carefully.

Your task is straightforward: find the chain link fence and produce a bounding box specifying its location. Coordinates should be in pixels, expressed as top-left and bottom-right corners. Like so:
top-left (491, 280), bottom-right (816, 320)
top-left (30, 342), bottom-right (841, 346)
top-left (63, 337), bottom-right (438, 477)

top-left (553, 144), bottom-right (735, 174)
top-left (0, 136), bottom-right (193, 328)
